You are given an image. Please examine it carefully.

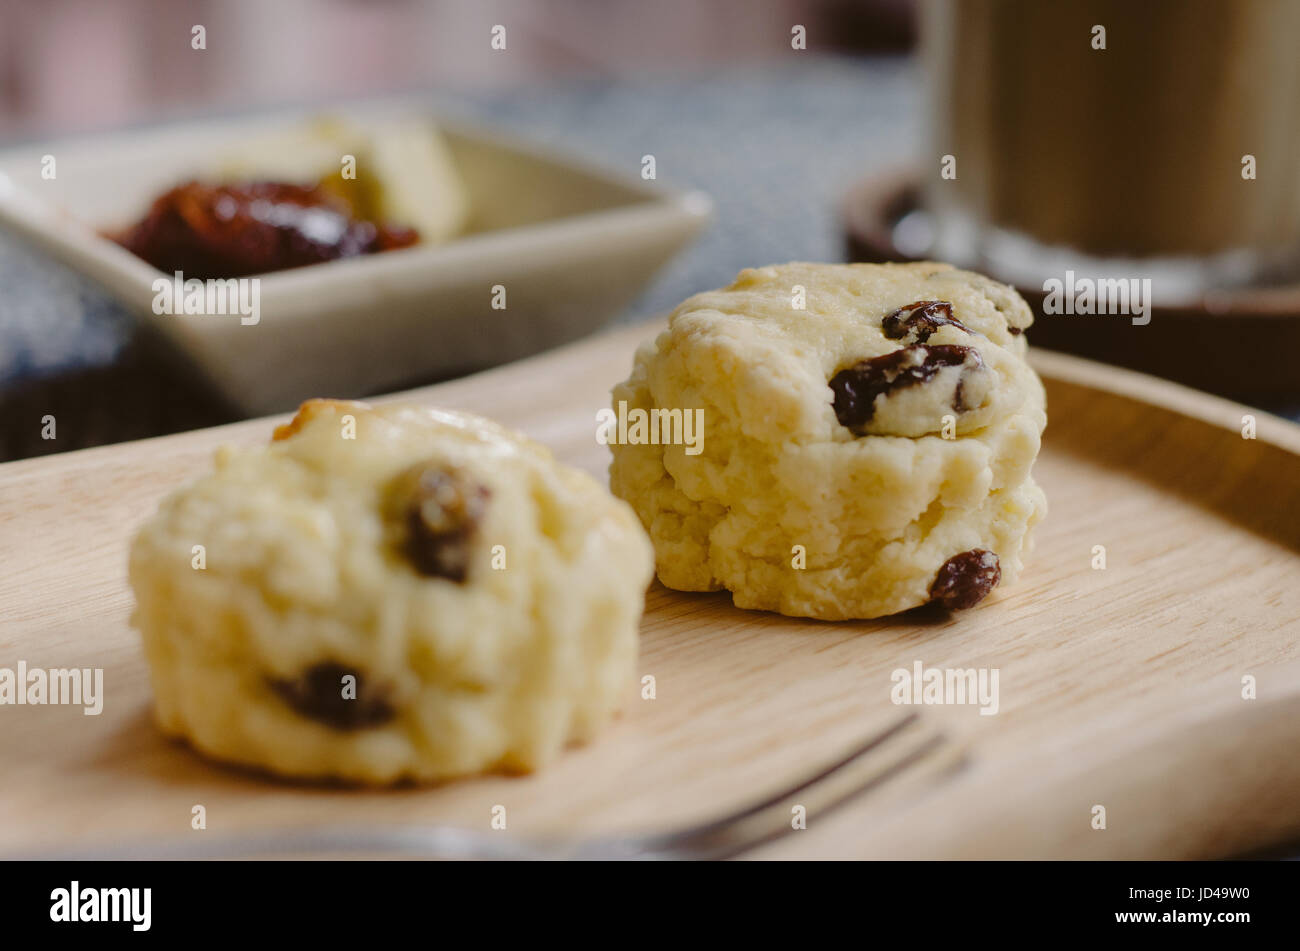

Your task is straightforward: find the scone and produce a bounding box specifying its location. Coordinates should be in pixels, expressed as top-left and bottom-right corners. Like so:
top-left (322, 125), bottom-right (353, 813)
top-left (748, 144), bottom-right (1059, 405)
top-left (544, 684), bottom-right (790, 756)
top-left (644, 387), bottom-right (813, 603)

top-left (608, 262), bottom-right (1047, 620)
top-left (129, 400), bottom-right (653, 783)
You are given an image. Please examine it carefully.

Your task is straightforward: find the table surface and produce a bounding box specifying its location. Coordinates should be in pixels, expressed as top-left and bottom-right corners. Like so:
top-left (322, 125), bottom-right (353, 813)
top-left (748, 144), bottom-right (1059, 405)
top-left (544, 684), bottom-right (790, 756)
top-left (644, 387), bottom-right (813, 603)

top-left (1, 56), bottom-right (1297, 463)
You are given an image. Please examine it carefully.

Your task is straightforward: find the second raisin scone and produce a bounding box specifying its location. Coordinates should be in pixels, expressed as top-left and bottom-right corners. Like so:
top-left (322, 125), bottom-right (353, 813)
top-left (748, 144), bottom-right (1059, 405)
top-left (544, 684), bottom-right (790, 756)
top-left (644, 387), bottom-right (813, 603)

top-left (609, 262), bottom-right (1047, 620)
top-left (129, 400), bottom-right (653, 783)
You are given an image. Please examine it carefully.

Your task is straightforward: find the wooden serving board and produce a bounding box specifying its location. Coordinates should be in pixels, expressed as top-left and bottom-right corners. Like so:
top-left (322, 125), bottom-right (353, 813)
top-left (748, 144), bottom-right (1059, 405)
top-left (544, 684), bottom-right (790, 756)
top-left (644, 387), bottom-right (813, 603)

top-left (2, 320), bottom-right (1299, 860)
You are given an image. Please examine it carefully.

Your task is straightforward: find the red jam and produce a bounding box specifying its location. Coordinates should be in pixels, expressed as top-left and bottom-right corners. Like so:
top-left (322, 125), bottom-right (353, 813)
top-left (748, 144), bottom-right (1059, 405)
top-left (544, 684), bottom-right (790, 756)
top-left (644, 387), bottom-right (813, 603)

top-left (111, 180), bottom-right (418, 279)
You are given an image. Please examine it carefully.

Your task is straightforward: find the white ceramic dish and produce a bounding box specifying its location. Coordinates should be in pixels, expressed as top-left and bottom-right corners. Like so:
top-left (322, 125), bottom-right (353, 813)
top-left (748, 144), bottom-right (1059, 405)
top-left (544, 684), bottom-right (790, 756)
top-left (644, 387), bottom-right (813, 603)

top-left (0, 103), bottom-right (711, 414)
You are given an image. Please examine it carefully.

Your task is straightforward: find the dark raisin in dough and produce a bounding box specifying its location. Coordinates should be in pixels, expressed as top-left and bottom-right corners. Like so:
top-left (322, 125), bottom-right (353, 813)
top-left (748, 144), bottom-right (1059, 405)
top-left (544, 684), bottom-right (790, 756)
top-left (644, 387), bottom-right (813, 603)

top-left (830, 344), bottom-right (981, 433)
top-left (929, 549), bottom-right (1001, 610)
top-left (269, 662), bottom-right (394, 730)
top-left (881, 300), bottom-right (973, 344)
top-left (404, 466), bottom-right (490, 582)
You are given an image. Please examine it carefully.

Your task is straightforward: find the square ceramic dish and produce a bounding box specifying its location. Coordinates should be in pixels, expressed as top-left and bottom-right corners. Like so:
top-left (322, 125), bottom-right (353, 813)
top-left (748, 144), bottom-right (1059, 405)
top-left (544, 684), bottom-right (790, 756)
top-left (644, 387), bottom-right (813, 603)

top-left (0, 102), bottom-right (711, 414)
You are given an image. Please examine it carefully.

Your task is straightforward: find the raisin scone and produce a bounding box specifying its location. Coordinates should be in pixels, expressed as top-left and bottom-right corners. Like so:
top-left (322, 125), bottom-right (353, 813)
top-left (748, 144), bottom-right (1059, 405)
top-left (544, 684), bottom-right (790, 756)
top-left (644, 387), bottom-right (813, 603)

top-left (129, 400), bottom-right (653, 783)
top-left (609, 262), bottom-right (1047, 620)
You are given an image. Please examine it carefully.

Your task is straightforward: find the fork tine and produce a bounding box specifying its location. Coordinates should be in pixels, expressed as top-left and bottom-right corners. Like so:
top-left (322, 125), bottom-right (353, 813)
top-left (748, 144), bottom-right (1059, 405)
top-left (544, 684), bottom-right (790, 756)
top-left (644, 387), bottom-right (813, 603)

top-left (624, 710), bottom-right (926, 856)
top-left (691, 730), bottom-right (958, 861)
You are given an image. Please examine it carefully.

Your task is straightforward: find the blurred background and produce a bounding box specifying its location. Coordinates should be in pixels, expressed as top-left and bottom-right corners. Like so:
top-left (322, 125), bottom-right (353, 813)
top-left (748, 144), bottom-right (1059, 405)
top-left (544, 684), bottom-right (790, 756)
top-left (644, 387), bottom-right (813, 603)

top-left (1, 0), bottom-right (1298, 461)
top-left (0, 0), bottom-right (914, 136)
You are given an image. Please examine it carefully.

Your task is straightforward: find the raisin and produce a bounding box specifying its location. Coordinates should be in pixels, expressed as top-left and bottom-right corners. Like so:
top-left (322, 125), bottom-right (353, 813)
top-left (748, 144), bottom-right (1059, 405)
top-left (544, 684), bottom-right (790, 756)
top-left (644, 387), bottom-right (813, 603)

top-left (829, 344), bottom-right (981, 433)
top-left (881, 300), bottom-right (972, 344)
top-left (929, 549), bottom-right (1001, 610)
top-left (1007, 326), bottom-right (1023, 336)
top-left (403, 465), bottom-right (489, 582)
top-left (269, 662), bottom-right (394, 730)
top-left (953, 366), bottom-right (978, 413)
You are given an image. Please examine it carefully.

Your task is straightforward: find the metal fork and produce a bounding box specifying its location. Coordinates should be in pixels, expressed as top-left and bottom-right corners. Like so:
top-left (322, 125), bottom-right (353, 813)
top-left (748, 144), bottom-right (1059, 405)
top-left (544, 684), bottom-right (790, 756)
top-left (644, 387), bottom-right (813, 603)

top-left (23, 712), bottom-right (961, 860)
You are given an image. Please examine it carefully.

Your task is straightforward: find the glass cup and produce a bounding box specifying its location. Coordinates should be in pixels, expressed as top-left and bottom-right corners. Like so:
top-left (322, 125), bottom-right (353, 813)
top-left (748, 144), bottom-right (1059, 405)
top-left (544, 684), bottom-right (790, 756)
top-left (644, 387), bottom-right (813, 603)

top-left (920, 0), bottom-right (1300, 302)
